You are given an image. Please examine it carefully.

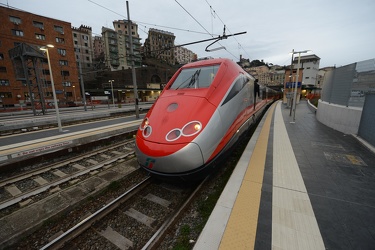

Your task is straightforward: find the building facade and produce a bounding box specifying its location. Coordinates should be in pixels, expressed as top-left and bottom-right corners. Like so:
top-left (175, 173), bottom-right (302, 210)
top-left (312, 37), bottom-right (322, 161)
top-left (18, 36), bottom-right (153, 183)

top-left (101, 26), bottom-right (122, 71)
top-left (282, 54), bottom-right (320, 104)
top-left (0, 6), bottom-right (80, 109)
top-left (144, 28), bottom-right (175, 65)
top-left (101, 20), bottom-right (142, 71)
top-left (174, 46), bottom-right (196, 64)
top-left (113, 20), bottom-right (142, 68)
top-left (93, 35), bottom-right (104, 59)
top-left (72, 25), bottom-right (93, 73)
top-left (293, 54), bottom-right (320, 87)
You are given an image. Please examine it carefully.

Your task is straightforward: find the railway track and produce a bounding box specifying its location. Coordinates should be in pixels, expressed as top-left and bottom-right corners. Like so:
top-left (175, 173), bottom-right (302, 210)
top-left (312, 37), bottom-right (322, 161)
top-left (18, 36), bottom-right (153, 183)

top-left (0, 105), bottom-right (150, 136)
top-left (0, 139), bottom-right (136, 213)
top-left (39, 176), bottom-right (207, 250)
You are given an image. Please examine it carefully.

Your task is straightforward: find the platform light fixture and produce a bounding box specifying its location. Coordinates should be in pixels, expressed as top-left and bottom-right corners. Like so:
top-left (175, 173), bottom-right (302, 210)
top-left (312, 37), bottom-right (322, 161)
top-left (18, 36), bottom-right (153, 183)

top-left (73, 85), bottom-right (76, 102)
top-left (108, 80), bottom-right (115, 108)
top-left (40, 44), bottom-right (63, 132)
top-left (289, 49), bottom-right (312, 123)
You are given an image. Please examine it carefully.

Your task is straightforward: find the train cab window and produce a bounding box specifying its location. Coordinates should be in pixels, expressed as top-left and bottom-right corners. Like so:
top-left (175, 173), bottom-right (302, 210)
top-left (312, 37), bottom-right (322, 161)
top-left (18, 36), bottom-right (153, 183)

top-left (169, 65), bottom-right (220, 90)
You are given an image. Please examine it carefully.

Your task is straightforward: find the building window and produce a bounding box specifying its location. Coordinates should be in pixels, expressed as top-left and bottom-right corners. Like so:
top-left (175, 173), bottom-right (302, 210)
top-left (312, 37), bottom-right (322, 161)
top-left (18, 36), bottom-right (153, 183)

top-left (0, 79), bottom-right (10, 86)
top-left (0, 53), bottom-right (4, 60)
top-left (62, 81), bottom-right (71, 87)
top-left (33, 21), bottom-right (44, 29)
top-left (0, 67), bottom-right (7, 73)
top-left (56, 37), bottom-right (65, 43)
top-left (61, 70), bottom-right (70, 77)
top-left (57, 48), bottom-right (66, 56)
top-left (73, 33), bottom-right (77, 37)
top-left (54, 25), bottom-right (64, 34)
top-left (9, 16), bottom-right (21, 24)
top-left (74, 41), bottom-right (78, 45)
top-left (59, 60), bottom-right (68, 66)
top-left (42, 69), bottom-right (50, 75)
top-left (84, 42), bottom-right (88, 47)
top-left (86, 56), bottom-right (89, 60)
top-left (11, 29), bottom-right (24, 37)
top-left (35, 33), bottom-right (46, 40)
top-left (0, 92), bottom-right (12, 98)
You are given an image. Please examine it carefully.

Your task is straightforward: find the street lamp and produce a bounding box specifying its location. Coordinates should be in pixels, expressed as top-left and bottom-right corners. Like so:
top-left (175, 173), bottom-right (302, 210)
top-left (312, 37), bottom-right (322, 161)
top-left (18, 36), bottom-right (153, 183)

top-left (289, 49), bottom-right (312, 123)
top-left (40, 44), bottom-right (63, 132)
top-left (73, 85), bottom-right (76, 102)
top-left (108, 80), bottom-right (115, 108)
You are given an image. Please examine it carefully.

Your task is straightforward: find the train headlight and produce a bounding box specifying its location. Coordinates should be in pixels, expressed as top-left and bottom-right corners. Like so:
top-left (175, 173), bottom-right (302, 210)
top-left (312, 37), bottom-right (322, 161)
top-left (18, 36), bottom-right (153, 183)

top-left (165, 121), bottom-right (202, 142)
top-left (140, 117), bottom-right (149, 130)
top-left (182, 121), bottom-right (202, 136)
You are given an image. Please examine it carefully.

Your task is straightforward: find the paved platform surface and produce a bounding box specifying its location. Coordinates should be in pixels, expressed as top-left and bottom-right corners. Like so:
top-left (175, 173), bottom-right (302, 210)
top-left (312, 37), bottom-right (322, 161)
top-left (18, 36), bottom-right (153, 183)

top-left (195, 100), bottom-right (375, 249)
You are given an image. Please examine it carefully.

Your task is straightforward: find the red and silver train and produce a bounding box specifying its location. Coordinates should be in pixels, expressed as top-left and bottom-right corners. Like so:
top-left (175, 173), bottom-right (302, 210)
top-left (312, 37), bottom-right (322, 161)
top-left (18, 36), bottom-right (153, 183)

top-left (135, 58), bottom-right (279, 181)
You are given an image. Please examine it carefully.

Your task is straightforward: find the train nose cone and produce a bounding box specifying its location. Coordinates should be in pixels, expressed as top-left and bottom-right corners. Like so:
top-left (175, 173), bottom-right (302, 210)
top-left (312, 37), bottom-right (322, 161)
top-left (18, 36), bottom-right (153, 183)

top-left (135, 141), bottom-right (204, 174)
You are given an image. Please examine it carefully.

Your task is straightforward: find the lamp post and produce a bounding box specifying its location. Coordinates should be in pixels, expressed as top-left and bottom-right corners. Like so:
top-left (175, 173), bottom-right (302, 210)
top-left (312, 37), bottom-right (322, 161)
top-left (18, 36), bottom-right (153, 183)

top-left (73, 85), bottom-right (76, 102)
top-left (289, 49), bottom-right (311, 123)
top-left (108, 80), bottom-right (115, 108)
top-left (40, 44), bottom-right (63, 132)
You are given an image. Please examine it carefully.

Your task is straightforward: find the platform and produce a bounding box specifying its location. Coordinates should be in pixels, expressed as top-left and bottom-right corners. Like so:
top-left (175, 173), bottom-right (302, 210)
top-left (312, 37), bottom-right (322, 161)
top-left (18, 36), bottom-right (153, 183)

top-left (0, 115), bottom-right (143, 167)
top-left (195, 100), bottom-right (375, 249)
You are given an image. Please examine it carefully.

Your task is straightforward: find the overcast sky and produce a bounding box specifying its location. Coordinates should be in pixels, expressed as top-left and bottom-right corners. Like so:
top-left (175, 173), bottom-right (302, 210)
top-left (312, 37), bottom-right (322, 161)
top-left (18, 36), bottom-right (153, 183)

top-left (2, 0), bottom-right (374, 68)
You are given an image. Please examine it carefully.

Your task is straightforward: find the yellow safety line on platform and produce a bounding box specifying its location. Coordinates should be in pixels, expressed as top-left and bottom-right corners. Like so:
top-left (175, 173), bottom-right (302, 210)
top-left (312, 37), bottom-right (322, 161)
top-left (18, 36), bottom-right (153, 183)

top-left (219, 102), bottom-right (276, 250)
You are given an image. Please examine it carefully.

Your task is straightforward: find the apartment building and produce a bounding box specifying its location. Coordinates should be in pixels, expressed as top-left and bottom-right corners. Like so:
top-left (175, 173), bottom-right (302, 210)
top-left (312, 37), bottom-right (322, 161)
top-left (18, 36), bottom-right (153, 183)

top-left (72, 25), bottom-right (93, 73)
top-left (113, 20), bottom-right (142, 68)
top-left (101, 20), bottom-right (142, 71)
top-left (101, 27), bottom-right (121, 71)
top-left (93, 35), bottom-right (104, 59)
top-left (174, 46), bottom-right (196, 64)
top-left (293, 54), bottom-right (320, 87)
top-left (144, 28), bottom-right (175, 65)
top-left (0, 6), bottom-right (80, 109)
top-left (247, 65), bottom-right (270, 85)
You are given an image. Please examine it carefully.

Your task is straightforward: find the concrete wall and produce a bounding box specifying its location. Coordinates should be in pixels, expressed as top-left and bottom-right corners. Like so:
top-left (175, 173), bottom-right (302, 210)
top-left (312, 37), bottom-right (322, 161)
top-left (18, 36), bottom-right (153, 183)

top-left (358, 94), bottom-right (375, 146)
top-left (316, 100), bottom-right (362, 135)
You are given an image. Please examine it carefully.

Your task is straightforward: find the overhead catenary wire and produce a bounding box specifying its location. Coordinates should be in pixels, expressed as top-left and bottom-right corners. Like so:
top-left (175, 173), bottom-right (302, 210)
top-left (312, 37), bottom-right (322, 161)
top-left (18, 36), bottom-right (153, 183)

top-left (204, 0), bottom-right (252, 60)
top-left (88, 0), bottom-right (217, 36)
top-left (87, 0), bottom-right (243, 60)
top-left (174, 0), bottom-right (241, 60)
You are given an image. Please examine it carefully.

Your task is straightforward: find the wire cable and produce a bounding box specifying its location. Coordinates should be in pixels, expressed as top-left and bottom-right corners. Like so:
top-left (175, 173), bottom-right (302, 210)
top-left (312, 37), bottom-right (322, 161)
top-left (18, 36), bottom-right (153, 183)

top-left (204, 0), bottom-right (252, 60)
top-left (88, 0), bottom-right (215, 36)
top-left (174, 0), bottom-right (240, 60)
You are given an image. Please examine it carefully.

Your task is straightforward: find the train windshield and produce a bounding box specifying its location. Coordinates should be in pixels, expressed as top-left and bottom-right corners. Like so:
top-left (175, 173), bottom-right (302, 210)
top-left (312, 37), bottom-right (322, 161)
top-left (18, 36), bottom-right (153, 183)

top-left (169, 65), bottom-right (220, 89)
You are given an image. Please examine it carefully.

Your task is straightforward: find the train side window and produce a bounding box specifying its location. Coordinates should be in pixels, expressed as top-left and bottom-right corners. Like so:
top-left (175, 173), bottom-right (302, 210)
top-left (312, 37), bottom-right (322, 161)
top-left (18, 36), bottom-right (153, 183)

top-left (221, 75), bottom-right (246, 106)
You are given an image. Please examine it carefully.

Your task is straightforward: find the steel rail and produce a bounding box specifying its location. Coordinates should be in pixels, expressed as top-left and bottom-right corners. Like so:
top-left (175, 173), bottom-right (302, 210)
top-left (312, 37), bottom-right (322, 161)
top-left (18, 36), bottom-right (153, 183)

top-left (40, 176), bottom-right (152, 250)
